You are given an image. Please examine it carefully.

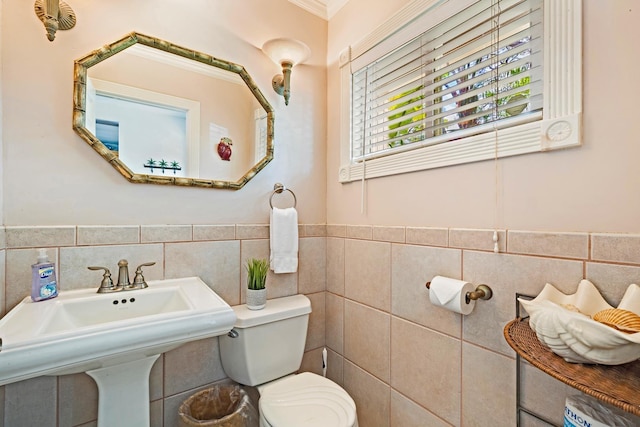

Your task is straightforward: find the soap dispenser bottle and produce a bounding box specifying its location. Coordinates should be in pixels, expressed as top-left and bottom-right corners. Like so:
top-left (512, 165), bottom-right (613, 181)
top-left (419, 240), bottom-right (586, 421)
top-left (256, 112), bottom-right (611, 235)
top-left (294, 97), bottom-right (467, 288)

top-left (31, 248), bottom-right (58, 302)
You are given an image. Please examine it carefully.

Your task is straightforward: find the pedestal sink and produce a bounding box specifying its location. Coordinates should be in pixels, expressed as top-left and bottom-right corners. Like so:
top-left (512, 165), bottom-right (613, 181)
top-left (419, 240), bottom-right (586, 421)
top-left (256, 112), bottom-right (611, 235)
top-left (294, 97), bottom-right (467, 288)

top-left (0, 276), bottom-right (236, 427)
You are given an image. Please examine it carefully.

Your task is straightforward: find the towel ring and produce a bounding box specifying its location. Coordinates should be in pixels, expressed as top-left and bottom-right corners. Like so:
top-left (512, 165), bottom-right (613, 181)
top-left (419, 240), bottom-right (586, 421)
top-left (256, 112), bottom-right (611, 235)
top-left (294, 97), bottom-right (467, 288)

top-left (269, 183), bottom-right (297, 209)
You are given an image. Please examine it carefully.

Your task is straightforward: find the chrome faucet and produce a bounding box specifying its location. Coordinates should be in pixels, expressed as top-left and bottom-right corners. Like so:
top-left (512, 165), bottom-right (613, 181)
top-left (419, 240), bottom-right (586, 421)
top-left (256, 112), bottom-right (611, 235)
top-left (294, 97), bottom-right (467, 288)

top-left (88, 260), bottom-right (156, 293)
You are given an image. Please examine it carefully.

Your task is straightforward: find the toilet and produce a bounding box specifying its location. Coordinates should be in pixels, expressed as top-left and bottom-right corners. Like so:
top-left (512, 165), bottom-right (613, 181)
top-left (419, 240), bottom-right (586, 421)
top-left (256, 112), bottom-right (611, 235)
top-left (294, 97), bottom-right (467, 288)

top-left (220, 294), bottom-right (358, 427)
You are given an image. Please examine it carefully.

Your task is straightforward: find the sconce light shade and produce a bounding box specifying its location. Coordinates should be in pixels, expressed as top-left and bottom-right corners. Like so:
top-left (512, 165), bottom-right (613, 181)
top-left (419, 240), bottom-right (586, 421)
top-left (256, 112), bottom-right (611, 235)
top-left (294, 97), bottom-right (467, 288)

top-left (262, 38), bottom-right (311, 67)
top-left (262, 38), bottom-right (310, 106)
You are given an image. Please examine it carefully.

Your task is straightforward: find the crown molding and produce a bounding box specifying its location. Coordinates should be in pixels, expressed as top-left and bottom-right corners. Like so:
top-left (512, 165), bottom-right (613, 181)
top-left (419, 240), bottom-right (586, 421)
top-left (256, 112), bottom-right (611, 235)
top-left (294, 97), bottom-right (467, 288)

top-left (288, 0), bottom-right (349, 20)
top-left (325, 0), bottom-right (349, 18)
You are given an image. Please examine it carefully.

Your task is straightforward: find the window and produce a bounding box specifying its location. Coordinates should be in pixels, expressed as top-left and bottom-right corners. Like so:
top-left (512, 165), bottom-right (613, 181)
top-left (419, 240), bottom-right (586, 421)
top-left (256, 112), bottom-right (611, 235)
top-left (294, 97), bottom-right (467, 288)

top-left (339, 0), bottom-right (582, 182)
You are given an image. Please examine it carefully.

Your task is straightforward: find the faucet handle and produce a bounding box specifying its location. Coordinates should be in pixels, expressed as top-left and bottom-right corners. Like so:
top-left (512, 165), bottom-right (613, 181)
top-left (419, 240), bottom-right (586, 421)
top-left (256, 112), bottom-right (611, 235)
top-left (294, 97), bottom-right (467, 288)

top-left (131, 262), bottom-right (156, 289)
top-left (88, 266), bottom-right (118, 293)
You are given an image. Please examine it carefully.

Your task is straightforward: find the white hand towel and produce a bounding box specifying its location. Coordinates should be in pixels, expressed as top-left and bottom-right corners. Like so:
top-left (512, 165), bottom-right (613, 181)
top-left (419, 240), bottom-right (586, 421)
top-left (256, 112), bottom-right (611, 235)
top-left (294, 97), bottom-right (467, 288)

top-left (270, 207), bottom-right (299, 273)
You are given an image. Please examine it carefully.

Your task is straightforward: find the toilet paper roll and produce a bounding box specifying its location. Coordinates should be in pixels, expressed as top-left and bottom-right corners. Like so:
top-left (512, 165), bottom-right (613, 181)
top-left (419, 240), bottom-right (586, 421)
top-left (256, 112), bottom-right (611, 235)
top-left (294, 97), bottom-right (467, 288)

top-left (428, 276), bottom-right (476, 315)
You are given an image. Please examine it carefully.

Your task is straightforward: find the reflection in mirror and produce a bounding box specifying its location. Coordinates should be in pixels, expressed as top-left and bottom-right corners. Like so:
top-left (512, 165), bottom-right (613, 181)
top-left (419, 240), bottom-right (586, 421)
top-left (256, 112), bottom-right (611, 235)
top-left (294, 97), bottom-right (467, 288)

top-left (73, 32), bottom-right (274, 189)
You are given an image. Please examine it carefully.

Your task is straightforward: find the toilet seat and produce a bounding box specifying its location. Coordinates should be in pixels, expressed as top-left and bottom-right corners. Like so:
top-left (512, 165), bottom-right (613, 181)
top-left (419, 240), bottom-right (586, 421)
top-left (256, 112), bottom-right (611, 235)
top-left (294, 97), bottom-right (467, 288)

top-left (260, 372), bottom-right (357, 427)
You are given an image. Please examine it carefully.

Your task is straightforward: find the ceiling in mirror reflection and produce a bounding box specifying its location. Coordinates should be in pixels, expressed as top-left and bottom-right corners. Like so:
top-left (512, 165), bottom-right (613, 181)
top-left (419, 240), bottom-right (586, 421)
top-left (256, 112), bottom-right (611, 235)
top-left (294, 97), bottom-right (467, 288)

top-left (73, 32), bottom-right (274, 190)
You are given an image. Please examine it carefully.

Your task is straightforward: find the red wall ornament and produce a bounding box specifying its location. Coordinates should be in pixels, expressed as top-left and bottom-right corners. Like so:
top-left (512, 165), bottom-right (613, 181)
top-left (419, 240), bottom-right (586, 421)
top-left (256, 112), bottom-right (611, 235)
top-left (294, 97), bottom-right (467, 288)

top-left (217, 137), bottom-right (233, 161)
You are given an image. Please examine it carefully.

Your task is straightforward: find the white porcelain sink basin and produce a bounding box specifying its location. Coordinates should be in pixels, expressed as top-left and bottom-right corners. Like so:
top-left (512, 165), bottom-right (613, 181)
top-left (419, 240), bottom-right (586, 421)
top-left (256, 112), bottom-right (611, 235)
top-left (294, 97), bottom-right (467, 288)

top-left (42, 284), bottom-right (192, 335)
top-left (0, 276), bottom-right (236, 427)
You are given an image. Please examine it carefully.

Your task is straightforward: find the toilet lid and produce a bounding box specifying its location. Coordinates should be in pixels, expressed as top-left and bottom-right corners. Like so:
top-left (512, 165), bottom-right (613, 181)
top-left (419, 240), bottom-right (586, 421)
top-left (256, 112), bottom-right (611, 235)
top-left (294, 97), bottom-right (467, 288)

top-left (260, 372), bottom-right (356, 427)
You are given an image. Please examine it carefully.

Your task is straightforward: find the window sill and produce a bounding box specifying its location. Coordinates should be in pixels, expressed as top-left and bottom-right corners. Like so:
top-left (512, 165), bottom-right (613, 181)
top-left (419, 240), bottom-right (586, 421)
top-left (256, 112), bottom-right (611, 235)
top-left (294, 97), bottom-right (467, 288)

top-left (339, 113), bottom-right (580, 182)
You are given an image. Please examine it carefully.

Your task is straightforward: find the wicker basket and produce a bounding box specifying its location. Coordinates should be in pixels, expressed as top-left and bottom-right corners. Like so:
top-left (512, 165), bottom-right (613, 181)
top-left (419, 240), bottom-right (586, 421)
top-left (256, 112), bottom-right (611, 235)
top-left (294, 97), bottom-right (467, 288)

top-left (504, 318), bottom-right (640, 417)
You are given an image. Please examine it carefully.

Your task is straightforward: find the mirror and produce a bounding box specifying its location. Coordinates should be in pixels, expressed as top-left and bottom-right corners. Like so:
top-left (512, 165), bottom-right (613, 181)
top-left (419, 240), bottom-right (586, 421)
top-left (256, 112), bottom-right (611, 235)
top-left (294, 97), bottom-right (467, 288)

top-left (73, 32), bottom-right (275, 190)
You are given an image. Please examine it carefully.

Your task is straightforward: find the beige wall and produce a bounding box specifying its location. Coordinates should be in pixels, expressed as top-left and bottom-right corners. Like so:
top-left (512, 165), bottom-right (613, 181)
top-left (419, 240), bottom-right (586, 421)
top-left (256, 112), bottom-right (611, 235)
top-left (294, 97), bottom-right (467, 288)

top-left (0, 0), bottom-right (329, 425)
top-left (322, 2), bottom-right (640, 427)
top-left (2, 1), bottom-right (640, 426)
top-left (327, 0), bottom-right (640, 233)
top-left (2, 0), bottom-right (327, 225)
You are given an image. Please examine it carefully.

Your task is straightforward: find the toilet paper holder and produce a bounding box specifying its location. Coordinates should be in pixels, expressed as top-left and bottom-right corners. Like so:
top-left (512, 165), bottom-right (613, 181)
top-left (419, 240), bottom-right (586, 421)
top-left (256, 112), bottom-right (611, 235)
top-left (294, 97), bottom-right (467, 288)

top-left (425, 281), bottom-right (493, 304)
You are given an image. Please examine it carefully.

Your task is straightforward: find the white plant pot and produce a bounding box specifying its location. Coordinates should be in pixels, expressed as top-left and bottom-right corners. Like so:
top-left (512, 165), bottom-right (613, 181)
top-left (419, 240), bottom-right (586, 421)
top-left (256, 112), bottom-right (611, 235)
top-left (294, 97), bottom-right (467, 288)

top-left (246, 288), bottom-right (267, 310)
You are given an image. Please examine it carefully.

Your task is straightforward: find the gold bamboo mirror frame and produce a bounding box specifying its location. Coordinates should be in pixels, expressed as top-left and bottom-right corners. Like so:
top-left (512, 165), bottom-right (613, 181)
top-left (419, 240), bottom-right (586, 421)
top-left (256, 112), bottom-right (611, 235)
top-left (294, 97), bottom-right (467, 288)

top-left (73, 32), bottom-right (275, 190)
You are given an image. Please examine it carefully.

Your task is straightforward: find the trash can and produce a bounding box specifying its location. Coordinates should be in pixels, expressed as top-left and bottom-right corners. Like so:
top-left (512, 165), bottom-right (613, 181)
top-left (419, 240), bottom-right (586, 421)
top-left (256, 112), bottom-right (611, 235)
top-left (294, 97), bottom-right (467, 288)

top-left (178, 383), bottom-right (259, 427)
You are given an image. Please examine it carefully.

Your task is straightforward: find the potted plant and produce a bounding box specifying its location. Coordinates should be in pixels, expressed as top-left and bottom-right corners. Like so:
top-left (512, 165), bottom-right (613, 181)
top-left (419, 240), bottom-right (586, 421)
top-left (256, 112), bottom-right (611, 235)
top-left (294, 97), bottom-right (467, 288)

top-left (246, 258), bottom-right (269, 310)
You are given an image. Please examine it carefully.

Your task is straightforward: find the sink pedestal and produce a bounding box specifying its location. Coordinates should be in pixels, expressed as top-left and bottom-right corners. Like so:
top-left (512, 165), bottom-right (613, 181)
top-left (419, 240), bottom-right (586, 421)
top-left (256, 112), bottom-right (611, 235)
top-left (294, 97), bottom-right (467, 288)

top-left (86, 355), bottom-right (160, 427)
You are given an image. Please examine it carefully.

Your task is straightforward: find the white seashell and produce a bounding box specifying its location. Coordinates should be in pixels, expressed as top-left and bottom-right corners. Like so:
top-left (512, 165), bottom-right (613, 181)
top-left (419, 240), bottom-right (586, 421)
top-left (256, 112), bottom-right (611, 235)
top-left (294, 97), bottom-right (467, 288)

top-left (518, 280), bottom-right (640, 365)
top-left (617, 283), bottom-right (640, 313)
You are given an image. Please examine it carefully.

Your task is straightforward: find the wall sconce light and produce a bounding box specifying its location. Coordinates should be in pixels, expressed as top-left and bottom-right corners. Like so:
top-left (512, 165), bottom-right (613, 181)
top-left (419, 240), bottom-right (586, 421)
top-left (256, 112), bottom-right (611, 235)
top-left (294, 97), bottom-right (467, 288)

top-left (34, 0), bottom-right (77, 42)
top-left (261, 38), bottom-right (310, 106)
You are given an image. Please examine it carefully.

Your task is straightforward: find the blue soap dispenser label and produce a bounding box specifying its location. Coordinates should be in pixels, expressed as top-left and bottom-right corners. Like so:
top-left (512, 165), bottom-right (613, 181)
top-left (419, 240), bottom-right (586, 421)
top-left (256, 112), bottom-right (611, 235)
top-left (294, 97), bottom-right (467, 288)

top-left (38, 266), bottom-right (57, 298)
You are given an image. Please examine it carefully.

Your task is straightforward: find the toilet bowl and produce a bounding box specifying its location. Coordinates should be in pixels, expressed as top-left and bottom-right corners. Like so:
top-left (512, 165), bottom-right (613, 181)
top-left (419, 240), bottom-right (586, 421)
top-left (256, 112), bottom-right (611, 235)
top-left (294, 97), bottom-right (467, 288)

top-left (219, 295), bottom-right (358, 427)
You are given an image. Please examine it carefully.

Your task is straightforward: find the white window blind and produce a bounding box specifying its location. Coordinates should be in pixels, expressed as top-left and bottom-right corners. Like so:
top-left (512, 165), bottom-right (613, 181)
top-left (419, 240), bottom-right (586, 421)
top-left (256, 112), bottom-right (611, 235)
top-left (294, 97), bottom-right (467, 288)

top-left (351, 0), bottom-right (543, 162)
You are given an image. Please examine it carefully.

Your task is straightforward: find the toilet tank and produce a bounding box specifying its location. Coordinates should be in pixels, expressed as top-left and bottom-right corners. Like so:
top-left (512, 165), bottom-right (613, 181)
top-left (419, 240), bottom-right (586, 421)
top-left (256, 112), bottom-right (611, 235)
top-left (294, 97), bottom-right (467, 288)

top-left (219, 294), bottom-right (311, 386)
